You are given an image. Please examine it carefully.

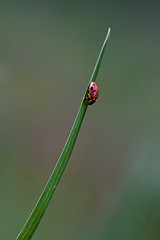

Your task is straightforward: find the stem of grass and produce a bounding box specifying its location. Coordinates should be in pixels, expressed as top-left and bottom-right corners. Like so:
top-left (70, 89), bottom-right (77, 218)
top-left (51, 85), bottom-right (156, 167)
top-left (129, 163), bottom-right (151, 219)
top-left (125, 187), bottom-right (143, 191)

top-left (16, 27), bottom-right (111, 240)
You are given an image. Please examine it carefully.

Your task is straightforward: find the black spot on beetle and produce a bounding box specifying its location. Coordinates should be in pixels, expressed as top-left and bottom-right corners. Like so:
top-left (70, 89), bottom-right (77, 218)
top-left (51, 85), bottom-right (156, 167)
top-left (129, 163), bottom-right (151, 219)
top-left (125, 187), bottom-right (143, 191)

top-left (90, 87), bottom-right (93, 90)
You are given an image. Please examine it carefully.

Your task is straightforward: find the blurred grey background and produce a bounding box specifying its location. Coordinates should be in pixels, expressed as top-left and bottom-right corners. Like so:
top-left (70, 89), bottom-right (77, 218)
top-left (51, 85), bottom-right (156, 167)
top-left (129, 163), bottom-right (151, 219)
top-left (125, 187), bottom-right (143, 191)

top-left (0, 1), bottom-right (160, 239)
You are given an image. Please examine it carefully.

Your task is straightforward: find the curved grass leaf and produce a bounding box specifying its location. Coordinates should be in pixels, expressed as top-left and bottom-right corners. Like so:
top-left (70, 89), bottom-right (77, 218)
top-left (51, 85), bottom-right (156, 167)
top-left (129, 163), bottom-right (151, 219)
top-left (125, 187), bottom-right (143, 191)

top-left (16, 27), bottom-right (111, 240)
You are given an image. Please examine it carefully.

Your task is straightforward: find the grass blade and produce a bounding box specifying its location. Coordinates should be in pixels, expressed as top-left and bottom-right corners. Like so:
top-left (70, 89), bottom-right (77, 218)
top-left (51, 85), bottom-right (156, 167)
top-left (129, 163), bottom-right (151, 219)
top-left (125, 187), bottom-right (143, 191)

top-left (16, 27), bottom-right (111, 240)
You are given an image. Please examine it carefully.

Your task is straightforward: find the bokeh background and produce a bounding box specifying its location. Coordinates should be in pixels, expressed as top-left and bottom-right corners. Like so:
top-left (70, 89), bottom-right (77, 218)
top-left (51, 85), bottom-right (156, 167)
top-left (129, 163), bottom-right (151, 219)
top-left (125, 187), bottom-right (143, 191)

top-left (0, 1), bottom-right (160, 239)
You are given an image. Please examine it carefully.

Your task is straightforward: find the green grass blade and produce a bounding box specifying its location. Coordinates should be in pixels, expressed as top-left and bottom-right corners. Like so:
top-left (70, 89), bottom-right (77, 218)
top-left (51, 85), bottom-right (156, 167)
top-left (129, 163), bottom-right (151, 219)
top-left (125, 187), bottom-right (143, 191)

top-left (16, 27), bottom-right (111, 240)
top-left (89, 27), bottom-right (111, 83)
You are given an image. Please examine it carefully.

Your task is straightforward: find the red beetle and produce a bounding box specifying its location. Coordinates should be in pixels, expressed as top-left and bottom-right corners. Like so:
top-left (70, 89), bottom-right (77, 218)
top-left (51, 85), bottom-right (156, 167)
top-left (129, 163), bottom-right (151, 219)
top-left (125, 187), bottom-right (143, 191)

top-left (86, 82), bottom-right (99, 105)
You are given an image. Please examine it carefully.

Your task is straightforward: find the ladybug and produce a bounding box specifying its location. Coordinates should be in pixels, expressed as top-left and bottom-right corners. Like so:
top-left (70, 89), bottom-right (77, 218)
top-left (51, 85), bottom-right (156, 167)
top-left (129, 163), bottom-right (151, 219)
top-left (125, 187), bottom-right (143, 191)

top-left (86, 82), bottom-right (99, 105)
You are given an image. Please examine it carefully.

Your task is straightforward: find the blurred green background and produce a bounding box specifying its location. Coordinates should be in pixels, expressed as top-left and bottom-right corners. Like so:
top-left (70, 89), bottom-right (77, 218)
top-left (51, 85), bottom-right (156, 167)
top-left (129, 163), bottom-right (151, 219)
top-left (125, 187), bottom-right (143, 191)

top-left (0, 1), bottom-right (160, 239)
